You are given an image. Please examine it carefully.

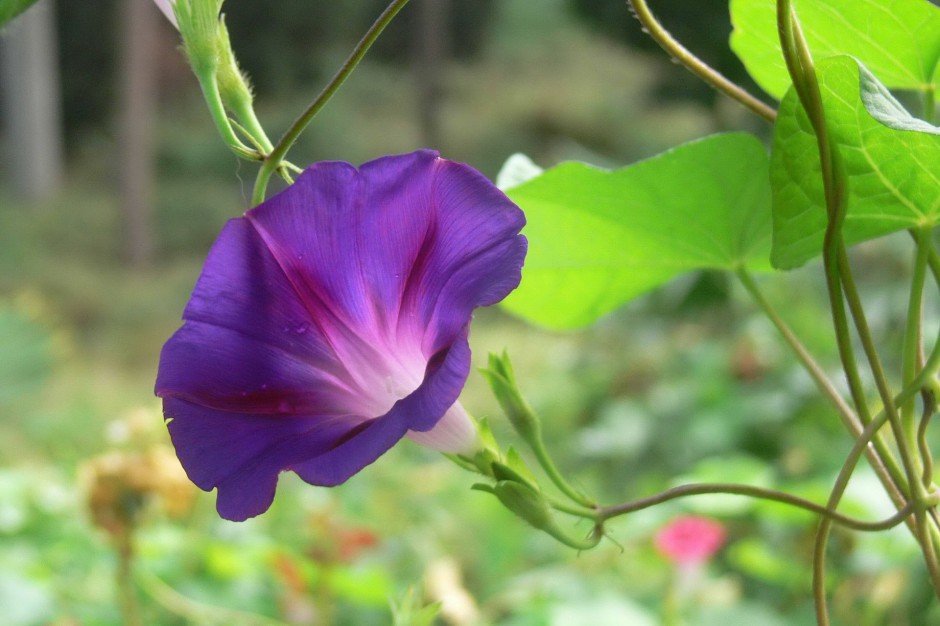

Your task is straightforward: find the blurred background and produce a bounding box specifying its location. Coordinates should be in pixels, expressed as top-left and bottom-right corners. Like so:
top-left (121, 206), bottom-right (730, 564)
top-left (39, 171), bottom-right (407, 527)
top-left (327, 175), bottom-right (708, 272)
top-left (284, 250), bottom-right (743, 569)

top-left (1, 0), bottom-right (936, 624)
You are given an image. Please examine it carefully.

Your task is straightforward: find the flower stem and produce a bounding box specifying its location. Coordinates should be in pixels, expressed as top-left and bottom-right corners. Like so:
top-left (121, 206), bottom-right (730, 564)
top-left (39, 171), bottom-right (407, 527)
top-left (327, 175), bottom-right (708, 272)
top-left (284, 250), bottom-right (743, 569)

top-left (837, 244), bottom-right (940, 594)
top-left (812, 401), bottom-right (906, 626)
top-left (529, 435), bottom-right (596, 509)
top-left (116, 532), bottom-right (143, 626)
top-left (546, 495), bottom-right (599, 519)
top-left (251, 0), bottom-right (411, 206)
top-left (735, 268), bottom-right (858, 430)
top-left (775, 1), bottom-right (940, 616)
top-left (138, 569), bottom-right (291, 626)
top-left (596, 482), bottom-right (912, 532)
top-left (902, 229), bottom-right (931, 446)
top-left (198, 72), bottom-right (257, 160)
top-left (736, 268), bottom-right (907, 504)
top-left (626, 0), bottom-right (777, 123)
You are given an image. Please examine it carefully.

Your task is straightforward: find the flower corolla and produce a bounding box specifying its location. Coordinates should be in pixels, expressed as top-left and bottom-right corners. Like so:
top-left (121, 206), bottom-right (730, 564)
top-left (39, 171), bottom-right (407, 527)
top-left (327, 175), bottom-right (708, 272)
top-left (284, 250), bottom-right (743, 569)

top-left (156, 151), bottom-right (527, 520)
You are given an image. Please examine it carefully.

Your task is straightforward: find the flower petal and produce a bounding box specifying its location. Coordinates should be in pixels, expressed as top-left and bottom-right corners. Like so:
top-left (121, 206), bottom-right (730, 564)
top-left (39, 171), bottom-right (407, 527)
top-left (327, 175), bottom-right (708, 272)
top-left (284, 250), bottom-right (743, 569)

top-left (396, 159), bottom-right (527, 353)
top-left (292, 328), bottom-right (472, 484)
top-left (156, 151), bottom-right (526, 520)
top-left (155, 219), bottom-right (368, 415)
top-left (405, 402), bottom-right (478, 454)
top-left (152, 0), bottom-right (178, 28)
top-left (163, 397), bottom-right (366, 520)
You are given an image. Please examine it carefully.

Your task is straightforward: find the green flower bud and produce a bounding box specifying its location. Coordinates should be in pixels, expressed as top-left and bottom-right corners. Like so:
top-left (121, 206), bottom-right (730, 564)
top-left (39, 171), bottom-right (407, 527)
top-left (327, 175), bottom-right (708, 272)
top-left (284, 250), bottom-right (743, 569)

top-left (215, 14), bottom-right (262, 143)
top-left (162, 0), bottom-right (270, 158)
top-left (482, 352), bottom-right (542, 444)
top-left (173, 0), bottom-right (224, 79)
top-left (492, 480), bottom-right (554, 532)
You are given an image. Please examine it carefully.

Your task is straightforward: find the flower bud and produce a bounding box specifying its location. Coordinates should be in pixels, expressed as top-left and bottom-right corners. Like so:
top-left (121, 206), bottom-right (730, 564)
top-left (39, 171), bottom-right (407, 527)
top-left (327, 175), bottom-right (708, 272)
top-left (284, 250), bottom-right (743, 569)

top-left (172, 0), bottom-right (224, 79)
top-left (482, 352), bottom-right (542, 445)
top-left (214, 13), bottom-right (259, 134)
top-left (492, 480), bottom-right (555, 532)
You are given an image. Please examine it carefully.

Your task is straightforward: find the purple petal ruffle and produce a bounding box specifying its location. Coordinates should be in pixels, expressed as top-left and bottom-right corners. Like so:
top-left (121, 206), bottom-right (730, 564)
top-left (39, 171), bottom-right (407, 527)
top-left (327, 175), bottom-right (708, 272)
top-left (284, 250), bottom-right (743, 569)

top-left (156, 150), bottom-right (526, 520)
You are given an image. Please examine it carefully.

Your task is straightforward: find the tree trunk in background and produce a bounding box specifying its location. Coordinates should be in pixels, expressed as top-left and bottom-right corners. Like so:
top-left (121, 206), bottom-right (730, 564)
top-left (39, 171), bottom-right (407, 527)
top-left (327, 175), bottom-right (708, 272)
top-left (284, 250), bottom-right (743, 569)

top-left (117, 0), bottom-right (157, 266)
top-left (415, 0), bottom-right (449, 150)
top-left (0, 0), bottom-right (63, 202)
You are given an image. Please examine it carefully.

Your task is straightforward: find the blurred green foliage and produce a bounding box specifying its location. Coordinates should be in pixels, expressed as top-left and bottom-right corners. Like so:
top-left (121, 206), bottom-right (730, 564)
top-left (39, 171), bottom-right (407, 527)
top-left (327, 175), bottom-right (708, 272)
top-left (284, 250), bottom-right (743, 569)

top-left (55, 0), bottom-right (496, 140)
top-left (568, 0), bottom-right (762, 103)
top-left (2, 0), bottom-right (938, 624)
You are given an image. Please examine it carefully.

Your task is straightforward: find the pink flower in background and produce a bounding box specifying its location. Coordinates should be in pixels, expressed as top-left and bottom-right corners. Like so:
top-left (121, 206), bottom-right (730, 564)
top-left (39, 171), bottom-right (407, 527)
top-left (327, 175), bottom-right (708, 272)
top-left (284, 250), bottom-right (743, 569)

top-left (654, 515), bottom-right (726, 565)
top-left (152, 0), bottom-right (178, 28)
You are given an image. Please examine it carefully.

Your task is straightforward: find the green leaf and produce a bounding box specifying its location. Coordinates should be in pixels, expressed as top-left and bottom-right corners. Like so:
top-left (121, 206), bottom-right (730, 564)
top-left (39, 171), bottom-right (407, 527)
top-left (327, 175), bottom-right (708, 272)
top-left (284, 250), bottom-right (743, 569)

top-left (391, 587), bottom-right (441, 626)
top-left (502, 133), bottom-right (772, 329)
top-left (730, 0), bottom-right (940, 100)
top-left (770, 56), bottom-right (940, 269)
top-left (0, 0), bottom-right (42, 28)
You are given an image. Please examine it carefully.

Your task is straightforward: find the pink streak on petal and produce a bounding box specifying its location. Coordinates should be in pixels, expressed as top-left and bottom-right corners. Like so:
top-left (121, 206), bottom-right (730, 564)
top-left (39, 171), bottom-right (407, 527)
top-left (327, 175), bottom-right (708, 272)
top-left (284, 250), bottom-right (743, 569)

top-left (245, 197), bottom-right (432, 420)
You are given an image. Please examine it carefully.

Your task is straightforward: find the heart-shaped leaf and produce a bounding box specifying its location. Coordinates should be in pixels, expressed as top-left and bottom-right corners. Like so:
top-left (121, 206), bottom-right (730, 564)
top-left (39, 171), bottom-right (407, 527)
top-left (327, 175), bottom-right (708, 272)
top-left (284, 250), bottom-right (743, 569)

top-left (730, 0), bottom-right (940, 100)
top-left (501, 133), bottom-right (773, 329)
top-left (770, 56), bottom-right (940, 269)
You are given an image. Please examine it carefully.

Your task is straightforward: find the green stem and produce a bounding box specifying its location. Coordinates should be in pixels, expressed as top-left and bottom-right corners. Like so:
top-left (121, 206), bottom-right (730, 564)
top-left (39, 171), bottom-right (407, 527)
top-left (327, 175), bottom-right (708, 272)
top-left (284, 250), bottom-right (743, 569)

top-left (626, 0), bottom-right (776, 123)
top-left (138, 569), bottom-right (292, 626)
top-left (116, 532), bottom-right (143, 626)
top-left (546, 495), bottom-right (599, 519)
top-left (596, 482), bottom-right (912, 532)
top-left (775, 2), bottom-right (937, 617)
top-left (545, 524), bottom-right (604, 551)
top-left (736, 268), bottom-right (908, 504)
top-left (229, 99), bottom-right (275, 154)
top-left (921, 398), bottom-right (938, 488)
top-left (903, 230), bottom-right (931, 438)
top-left (784, 6), bottom-right (872, 434)
top-left (811, 341), bottom-right (940, 609)
top-left (198, 73), bottom-right (257, 160)
top-left (835, 201), bottom-right (940, 600)
top-left (812, 401), bottom-right (904, 626)
top-left (530, 436), bottom-right (596, 509)
top-left (736, 268), bottom-right (859, 430)
top-left (252, 0), bottom-right (411, 205)
top-left (927, 245), bottom-right (940, 292)
top-left (779, 0), bottom-right (915, 511)
top-left (838, 247), bottom-right (919, 483)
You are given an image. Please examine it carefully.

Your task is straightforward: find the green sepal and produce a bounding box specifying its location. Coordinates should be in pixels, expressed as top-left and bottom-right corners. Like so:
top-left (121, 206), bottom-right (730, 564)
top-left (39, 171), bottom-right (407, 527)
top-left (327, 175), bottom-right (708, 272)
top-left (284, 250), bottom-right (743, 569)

top-left (173, 0), bottom-right (224, 79)
top-left (505, 447), bottom-right (539, 487)
top-left (490, 460), bottom-right (536, 489)
top-left (492, 480), bottom-right (555, 532)
top-left (455, 416), bottom-right (502, 478)
top-left (476, 416), bottom-right (500, 454)
top-left (482, 352), bottom-right (542, 444)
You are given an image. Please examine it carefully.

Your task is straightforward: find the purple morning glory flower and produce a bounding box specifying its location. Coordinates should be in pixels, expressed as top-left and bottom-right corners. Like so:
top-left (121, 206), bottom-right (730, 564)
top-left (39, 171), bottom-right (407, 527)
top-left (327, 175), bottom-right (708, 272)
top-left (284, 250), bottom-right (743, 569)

top-left (155, 150), bottom-right (526, 521)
